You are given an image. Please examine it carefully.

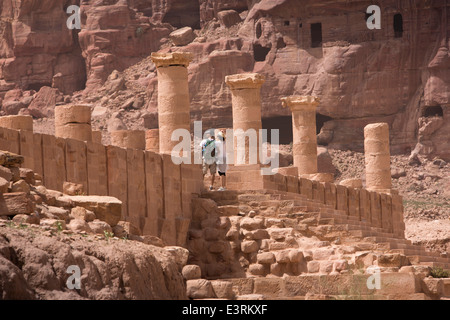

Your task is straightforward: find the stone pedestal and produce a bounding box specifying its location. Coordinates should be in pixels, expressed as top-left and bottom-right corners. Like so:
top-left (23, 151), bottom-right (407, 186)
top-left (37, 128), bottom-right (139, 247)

top-left (0, 115), bottom-right (33, 131)
top-left (110, 130), bottom-right (146, 150)
top-left (282, 96), bottom-right (320, 175)
top-left (145, 129), bottom-right (160, 153)
top-left (364, 123), bottom-right (392, 192)
top-left (55, 105), bottom-right (92, 141)
top-left (225, 73), bottom-right (265, 166)
top-left (151, 52), bottom-right (193, 155)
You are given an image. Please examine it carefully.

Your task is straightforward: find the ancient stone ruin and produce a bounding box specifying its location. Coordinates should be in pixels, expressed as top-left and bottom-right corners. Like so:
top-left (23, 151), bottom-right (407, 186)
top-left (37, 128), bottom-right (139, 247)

top-left (1, 63), bottom-right (450, 300)
top-left (0, 0), bottom-right (449, 302)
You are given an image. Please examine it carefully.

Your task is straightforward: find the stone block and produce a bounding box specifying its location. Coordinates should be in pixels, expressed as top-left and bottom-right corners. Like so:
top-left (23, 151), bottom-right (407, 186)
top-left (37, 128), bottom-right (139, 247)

top-left (0, 127), bottom-right (20, 155)
top-left (86, 142), bottom-right (108, 196)
top-left (299, 178), bottom-right (313, 199)
top-left (369, 191), bottom-right (382, 228)
top-left (348, 187), bottom-right (360, 219)
top-left (66, 195), bottom-right (122, 226)
top-left (312, 180), bottom-right (325, 203)
top-left (19, 130), bottom-right (35, 171)
top-left (170, 27), bottom-right (195, 46)
top-left (248, 263), bottom-right (266, 276)
top-left (240, 217), bottom-right (264, 230)
top-left (257, 252), bottom-right (275, 264)
top-left (42, 134), bottom-right (66, 192)
top-left (380, 193), bottom-right (393, 232)
top-left (307, 261), bottom-right (320, 273)
top-left (142, 151), bottom-right (163, 237)
top-left (126, 148), bottom-right (146, 227)
top-left (336, 185), bottom-right (348, 214)
top-left (106, 145), bottom-right (127, 218)
top-left (217, 10), bottom-right (242, 28)
top-left (182, 265), bottom-right (202, 280)
top-left (0, 192), bottom-right (34, 215)
top-left (359, 188), bottom-right (371, 222)
top-left (241, 240), bottom-right (259, 253)
top-left (211, 280), bottom-right (234, 299)
top-left (186, 279), bottom-right (215, 299)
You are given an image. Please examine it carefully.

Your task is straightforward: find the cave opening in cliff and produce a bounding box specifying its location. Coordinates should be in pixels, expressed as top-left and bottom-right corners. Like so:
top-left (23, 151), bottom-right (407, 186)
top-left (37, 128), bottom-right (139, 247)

top-left (253, 44), bottom-right (271, 61)
top-left (316, 113), bottom-right (333, 134)
top-left (162, 0), bottom-right (200, 29)
top-left (262, 116), bottom-right (292, 145)
top-left (26, 83), bottom-right (52, 92)
top-left (394, 14), bottom-right (403, 38)
top-left (422, 106), bottom-right (443, 117)
top-left (311, 23), bottom-right (322, 48)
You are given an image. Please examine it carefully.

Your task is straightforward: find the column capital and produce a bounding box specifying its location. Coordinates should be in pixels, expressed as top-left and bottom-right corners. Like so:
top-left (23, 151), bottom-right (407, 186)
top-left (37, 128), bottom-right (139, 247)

top-left (281, 95), bottom-right (320, 112)
top-left (225, 73), bottom-right (265, 90)
top-left (151, 52), bottom-right (193, 68)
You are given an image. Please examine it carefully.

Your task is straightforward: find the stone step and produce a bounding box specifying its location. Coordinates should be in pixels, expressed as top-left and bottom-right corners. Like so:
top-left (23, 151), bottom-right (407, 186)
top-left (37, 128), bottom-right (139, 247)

top-left (417, 261), bottom-right (450, 269)
top-left (407, 255), bottom-right (450, 265)
top-left (363, 237), bottom-right (412, 245)
top-left (217, 205), bottom-right (240, 216)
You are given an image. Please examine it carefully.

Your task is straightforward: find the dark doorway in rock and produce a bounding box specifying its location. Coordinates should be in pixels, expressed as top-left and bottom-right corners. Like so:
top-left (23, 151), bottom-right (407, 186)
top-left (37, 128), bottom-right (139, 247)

top-left (316, 113), bottom-right (333, 134)
top-left (26, 83), bottom-right (52, 92)
top-left (394, 13), bottom-right (403, 38)
top-left (253, 44), bottom-right (271, 61)
top-left (311, 23), bottom-right (322, 48)
top-left (422, 105), bottom-right (443, 117)
top-left (262, 116), bottom-right (293, 144)
top-left (162, 0), bottom-right (200, 29)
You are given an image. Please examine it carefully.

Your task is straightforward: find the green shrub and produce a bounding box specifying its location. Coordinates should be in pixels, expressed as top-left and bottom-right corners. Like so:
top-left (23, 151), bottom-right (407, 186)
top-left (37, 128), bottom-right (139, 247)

top-left (430, 267), bottom-right (450, 278)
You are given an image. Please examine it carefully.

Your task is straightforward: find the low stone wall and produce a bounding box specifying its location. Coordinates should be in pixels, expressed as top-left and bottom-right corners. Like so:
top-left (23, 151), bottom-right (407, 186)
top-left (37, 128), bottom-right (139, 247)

top-left (0, 126), bottom-right (204, 246)
top-left (228, 167), bottom-right (405, 239)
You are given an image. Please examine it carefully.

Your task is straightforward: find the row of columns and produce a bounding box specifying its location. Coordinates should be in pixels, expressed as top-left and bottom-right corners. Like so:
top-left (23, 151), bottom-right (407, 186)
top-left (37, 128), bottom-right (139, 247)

top-left (150, 51), bottom-right (392, 193)
top-left (0, 50), bottom-right (393, 193)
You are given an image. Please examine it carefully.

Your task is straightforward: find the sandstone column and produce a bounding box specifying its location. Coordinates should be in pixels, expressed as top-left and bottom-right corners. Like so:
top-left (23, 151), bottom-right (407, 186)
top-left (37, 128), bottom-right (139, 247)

top-left (145, 129), bottom-right (160, 153)
top-left (151, 52), bottom-right (192, 155)
top-left (281, 96), bottom-right (320, 174)
top-left (110, 130), bottom-right (146, 150)
top-left (364, 123), bottom-right (392, 192)
top-left (55, 105), bottom-right (92, 141)
top-left (225, 73), bottom-right (265, 165)
top-left (0, 115), bottom-right (33, 131)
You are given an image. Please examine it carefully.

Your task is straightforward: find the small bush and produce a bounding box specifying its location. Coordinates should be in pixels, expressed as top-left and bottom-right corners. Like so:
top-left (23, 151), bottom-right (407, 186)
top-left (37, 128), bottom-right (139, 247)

top-left (430, 267), bottom-right (450, 278)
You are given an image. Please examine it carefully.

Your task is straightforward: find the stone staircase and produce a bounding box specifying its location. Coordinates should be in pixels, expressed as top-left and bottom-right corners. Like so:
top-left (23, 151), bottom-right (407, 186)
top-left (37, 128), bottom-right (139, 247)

top-left (200, 189), bottom-right (450, 270)
top-left (187, 188), bottom-right (450, 300)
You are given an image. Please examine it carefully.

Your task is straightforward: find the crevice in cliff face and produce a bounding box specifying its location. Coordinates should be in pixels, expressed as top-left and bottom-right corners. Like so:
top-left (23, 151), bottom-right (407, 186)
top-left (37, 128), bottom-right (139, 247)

top-left (162, 0), bottom-right (201, 29)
